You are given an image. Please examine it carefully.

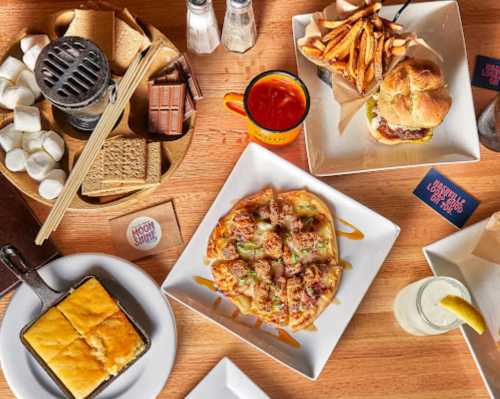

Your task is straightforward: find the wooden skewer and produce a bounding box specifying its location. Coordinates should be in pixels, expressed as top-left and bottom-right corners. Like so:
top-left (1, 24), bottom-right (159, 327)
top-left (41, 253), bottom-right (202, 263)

top-left (35, 40), bottom-right (163, 246)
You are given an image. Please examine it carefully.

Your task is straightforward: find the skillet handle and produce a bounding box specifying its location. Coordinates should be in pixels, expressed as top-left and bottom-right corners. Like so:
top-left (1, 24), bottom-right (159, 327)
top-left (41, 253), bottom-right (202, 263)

top-left (0, 245), bottom-right (60, 311)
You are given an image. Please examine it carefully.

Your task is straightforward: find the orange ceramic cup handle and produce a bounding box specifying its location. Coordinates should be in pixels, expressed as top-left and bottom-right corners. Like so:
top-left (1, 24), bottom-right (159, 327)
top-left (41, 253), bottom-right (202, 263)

top-left (223, 93), bottom-right (247, 117)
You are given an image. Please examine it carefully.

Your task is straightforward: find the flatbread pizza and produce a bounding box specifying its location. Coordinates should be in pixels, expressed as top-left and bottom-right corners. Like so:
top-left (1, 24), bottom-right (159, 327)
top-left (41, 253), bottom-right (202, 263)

top-left (207, 187), bottom-right (342, 331)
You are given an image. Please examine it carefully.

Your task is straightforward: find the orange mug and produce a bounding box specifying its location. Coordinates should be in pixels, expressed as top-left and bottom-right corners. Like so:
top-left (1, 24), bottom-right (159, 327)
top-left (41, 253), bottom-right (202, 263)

top-left (224, 70), bottom-right (310, 146)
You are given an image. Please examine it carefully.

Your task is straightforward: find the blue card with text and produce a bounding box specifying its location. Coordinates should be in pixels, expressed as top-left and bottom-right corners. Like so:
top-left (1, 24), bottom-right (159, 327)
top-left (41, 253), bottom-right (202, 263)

top-left (413, 168), bottom-right (479, 228)
top-left (471, 55), bottom-right (500, 91)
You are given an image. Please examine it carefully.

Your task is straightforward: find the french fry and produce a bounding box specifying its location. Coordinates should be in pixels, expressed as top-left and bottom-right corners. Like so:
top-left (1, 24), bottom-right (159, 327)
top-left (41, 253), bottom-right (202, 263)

top-left (320, 2), bottom-right (381, 29)
top-left (374, 34), bottom-right (384, 80)
top-left (322, 24), bottom-right (350, 43)
top-left (324, 19), bottom-right (365, 61)
top-left (364, 22), bottom-right (375, 65)
top-left (329, 60), bottom-right (348, 73)
top-left (356, 29), bottom-right (368, 94)
top-left (301, 45), bottom-right (323, 58)
top-left (391, 45), bottom-right (407, 56)
top-left (384, 36), bottom-right (394, 57)
top-left (392, 38), bottom-right (407, 47)
top-left (323, 29), bottom-right (350, 55)
top-left (348, 36), bottom-right (360, 78)
top-left (366, 61), bottom-right (375, 86)
top-left (311, 38), bottom-right (326, 52)
top-left (381, 18), bottom-right (403, 31)
top-left (371, 15), bottom-right (383, 30)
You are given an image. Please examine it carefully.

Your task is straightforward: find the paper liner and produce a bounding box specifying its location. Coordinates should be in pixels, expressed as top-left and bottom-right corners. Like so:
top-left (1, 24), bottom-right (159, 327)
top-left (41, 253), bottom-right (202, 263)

top-left (297, 0), bottom-right (442, 133)
top-left (473, 211), bottom-right (500, 265)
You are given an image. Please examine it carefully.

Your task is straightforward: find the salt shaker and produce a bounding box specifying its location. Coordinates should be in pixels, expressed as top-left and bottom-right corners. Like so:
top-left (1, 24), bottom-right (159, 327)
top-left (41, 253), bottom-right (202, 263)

top-left (221, 0), bottom-right (257, 53)
top-left (186, 0), bottom-right (221, 55)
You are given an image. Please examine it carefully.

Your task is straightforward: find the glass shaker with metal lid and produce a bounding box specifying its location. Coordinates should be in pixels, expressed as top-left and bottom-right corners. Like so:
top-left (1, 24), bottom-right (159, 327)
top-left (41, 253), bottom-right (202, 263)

top-left (186, 0), bottom-right (221, 55)
top-left (221, 0), bottom-right (257, 53)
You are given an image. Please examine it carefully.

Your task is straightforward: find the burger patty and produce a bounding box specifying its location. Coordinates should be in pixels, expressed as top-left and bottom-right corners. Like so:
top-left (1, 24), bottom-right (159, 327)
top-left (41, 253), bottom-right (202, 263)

top-left (378, 117), bottom-right (428, 140)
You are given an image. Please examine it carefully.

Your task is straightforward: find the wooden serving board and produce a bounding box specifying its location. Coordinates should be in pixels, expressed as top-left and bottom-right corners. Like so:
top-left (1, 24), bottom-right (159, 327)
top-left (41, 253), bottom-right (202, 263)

top-left (0, 6), bottom-right (194, 211)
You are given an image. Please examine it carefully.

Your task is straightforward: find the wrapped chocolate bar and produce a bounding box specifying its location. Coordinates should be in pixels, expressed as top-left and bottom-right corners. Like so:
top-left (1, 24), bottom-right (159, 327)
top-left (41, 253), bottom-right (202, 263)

top-left (473, 211), bottom-right (500, 265)
top-left (296, 0), bottom-right (441, 133)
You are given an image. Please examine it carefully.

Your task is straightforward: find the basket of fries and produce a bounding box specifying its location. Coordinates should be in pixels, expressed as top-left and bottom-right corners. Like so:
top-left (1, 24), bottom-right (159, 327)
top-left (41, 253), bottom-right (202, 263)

top-left (297, 0), bottom-right (440, 133)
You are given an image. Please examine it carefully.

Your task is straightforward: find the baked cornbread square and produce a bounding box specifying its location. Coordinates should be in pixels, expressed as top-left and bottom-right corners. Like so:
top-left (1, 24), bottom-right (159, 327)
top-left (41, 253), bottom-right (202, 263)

top-left (85, 311), bottom-right (145, 375)
top-left (57, 278), bottom-right (119, 334)
top-left (23, 308), bottom-right (79, 364)
top-left (49, 338), bottom-right (108, 399)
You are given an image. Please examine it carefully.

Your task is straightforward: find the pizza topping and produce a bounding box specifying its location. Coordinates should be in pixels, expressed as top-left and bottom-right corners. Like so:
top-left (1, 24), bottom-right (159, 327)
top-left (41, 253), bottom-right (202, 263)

top-left (262, 231), bottom-right (283, 259)
top-left (254, 259), bottom-right (272, 282)
top-left (271, 260), bottom-right (284, 280)
top-left (221, 241), bottom-right (239, 260)
top-left (230, 210), bottom-right (256, 241)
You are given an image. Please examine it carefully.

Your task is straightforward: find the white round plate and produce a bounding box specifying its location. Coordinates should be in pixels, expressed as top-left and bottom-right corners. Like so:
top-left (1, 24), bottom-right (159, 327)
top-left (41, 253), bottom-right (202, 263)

top-left (0, 253), bottom-right (177, 399)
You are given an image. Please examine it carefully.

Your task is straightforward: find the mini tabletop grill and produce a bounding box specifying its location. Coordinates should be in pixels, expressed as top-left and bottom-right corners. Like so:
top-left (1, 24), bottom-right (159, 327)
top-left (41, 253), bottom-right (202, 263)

top-left (35, 36), bottom-right (113, 132)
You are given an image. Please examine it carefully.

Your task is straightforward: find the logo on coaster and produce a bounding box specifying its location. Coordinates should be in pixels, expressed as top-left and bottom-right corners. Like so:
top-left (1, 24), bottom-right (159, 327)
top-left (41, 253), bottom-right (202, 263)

top-left (126, 216), bottom-right (162, 251)
top-left (472, 55), bottom-right (500, 91)
top-left (413, 168), bottom-right (479, 228)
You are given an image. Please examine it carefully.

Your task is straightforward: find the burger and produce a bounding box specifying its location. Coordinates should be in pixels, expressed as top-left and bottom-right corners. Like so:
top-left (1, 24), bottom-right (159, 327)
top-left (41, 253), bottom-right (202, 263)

top-left (366, 58), bottom-right (452, 145)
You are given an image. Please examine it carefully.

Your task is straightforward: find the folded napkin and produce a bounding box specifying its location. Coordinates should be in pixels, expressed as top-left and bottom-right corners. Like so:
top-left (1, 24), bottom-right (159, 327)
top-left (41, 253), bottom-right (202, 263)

top-left (472, 211), bottom-right (500, 265)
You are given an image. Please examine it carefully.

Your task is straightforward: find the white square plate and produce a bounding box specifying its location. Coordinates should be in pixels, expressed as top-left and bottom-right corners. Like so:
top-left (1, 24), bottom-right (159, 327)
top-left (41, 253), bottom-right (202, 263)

top-left (292, 0), bottom-right (480, 176)
top-left (162, 143), bottom-right (400, 379)
top-left (423, 220), bottom-right (500, 399)
top-left (186, 357), bottom-right (269, 399)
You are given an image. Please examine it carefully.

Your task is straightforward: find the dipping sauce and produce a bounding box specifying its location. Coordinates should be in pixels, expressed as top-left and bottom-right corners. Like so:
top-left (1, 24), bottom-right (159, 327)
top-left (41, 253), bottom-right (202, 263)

top-left (246, 74), bottom-right (307, 131)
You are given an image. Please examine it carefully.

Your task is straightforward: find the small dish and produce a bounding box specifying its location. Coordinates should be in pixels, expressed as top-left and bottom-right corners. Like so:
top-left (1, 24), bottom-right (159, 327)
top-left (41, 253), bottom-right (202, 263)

top-left (186, 357), bottom-right (269, 399)
top-left (162, 143), bottom-right (400, 380)
top-left (423, 219), bottom-right (500, 399)
top-left (292, 0), bottom-right (480, 176)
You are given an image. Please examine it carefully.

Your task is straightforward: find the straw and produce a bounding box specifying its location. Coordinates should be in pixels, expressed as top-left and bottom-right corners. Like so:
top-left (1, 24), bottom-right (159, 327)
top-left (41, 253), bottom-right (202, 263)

top-left (35, 40), bottom-right (163, 246)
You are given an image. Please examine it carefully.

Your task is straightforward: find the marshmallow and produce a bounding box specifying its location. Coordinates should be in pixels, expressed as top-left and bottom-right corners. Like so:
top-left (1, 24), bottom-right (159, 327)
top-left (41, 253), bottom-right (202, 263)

top-left (22, 44), bottom-right (44, 71)
top-left (42, 130), bottom-right (65, 161)
top-left (16, 69), bottom-right (41, 100)
top-left (14, 105), bottom-right (41, 132)
top-left (0, 123), bottom-right (22, 152)
top-left (20, 34), bottom-right (50, 53)
top-left (25, 150), bottom-right (55, 181)
top-left (3, 86), bottom-right (35, 109)
top-left (0, 56), bottom-right (26, 82)
top-left (0, 78), bottom-right (12, 107)
top-left (5, 148), bottom-right (28, 172)
top-left (22, 130), bottom-right (44, 153)
top-left (38, 169), bottom-right (66, 200)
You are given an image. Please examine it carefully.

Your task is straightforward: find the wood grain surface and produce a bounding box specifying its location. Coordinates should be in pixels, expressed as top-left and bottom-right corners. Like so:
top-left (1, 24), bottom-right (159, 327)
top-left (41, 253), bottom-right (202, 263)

top-left (0, 0), bottom-right (499, 398)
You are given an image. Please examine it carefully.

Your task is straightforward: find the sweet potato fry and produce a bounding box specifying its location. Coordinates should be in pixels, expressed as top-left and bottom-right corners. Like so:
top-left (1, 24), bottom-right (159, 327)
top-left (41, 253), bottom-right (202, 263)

top-left (320, 2), bottom-right (381, 30)
top-left (322, 25), bottom-right (350, 43)
top-left (324, 19), bottom-right (365, 61)
top-left (374, 34), bottom-right (384, 80)
top-left (301, 45), bottom-right (323, 58)
top-left (348, 38), bottom-right (359, 79)
top-left (366, 61), bottom-right (375, 86)
top-left (356, 29), bottom-right (368, 94)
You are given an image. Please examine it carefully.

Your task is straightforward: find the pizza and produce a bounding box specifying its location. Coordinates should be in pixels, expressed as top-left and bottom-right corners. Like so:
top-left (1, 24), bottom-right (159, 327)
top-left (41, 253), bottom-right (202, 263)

top-left (207, 188), bottom-right (342, 331)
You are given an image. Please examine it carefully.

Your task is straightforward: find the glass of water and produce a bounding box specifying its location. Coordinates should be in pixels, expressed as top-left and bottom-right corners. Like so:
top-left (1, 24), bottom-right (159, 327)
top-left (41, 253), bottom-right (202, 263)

top-left (478, 95), bottom-right (500, 152)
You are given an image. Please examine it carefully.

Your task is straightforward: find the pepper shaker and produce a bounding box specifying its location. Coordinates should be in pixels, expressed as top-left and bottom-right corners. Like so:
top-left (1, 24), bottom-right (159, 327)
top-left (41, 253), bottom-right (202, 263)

top-left (186, 0), bottom-right (221, 55)
top-left (221, 0), bottom-right (257, 53)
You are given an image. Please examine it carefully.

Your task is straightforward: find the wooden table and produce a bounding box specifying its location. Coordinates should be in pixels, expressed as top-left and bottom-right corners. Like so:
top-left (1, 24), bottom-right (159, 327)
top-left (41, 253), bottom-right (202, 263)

top-left (0, 0), bottom-right (499, 397)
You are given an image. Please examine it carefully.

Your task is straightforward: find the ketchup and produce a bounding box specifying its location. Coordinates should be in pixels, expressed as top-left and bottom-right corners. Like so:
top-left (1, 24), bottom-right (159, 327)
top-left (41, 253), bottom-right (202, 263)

top-left (247, 76), bottom-right (307, 131)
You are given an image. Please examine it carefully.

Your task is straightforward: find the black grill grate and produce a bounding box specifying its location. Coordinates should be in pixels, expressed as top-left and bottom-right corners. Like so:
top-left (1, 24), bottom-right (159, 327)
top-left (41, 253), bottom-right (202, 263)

top-left (35, 36), bottom-right (110, 108)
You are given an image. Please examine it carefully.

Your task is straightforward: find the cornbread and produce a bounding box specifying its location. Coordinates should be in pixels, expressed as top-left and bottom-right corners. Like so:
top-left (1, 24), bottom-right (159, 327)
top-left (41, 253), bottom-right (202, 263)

top-left (85, 311), bottom-right (145, 375)
top-left (49, 338), bottom-right (109, 399)
top-left (23, 278), bottom-right (147, 399)
top-left (57, 278), bottom-right (119, 334)
top-left (23, 308), bottom-right (79, 363)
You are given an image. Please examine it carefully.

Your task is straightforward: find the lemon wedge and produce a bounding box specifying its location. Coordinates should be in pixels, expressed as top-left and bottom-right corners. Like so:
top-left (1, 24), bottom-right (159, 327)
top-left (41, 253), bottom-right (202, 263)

top-left (439, 295), bottom-right (486, 334)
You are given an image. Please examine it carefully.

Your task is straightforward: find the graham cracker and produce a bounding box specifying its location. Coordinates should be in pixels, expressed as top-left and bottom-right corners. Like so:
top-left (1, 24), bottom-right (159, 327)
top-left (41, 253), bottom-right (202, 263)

top-left (82, 141), bottom-right (162, 197)
top-left (102, 138), bottom-right (147, 183)
top-left (64, 10), bottom-right (115, 60)
top-left (113, 18), bottom-right (144, 73)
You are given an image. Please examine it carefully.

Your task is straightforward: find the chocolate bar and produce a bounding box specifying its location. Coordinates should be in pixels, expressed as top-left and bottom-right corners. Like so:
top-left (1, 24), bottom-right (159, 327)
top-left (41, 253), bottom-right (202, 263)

top-left (0, 173), bottom-right (59, 297)
top-left (148, 81), bottom-right (186, 135)
top-left (177, 54), bottom-right (203, 101)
